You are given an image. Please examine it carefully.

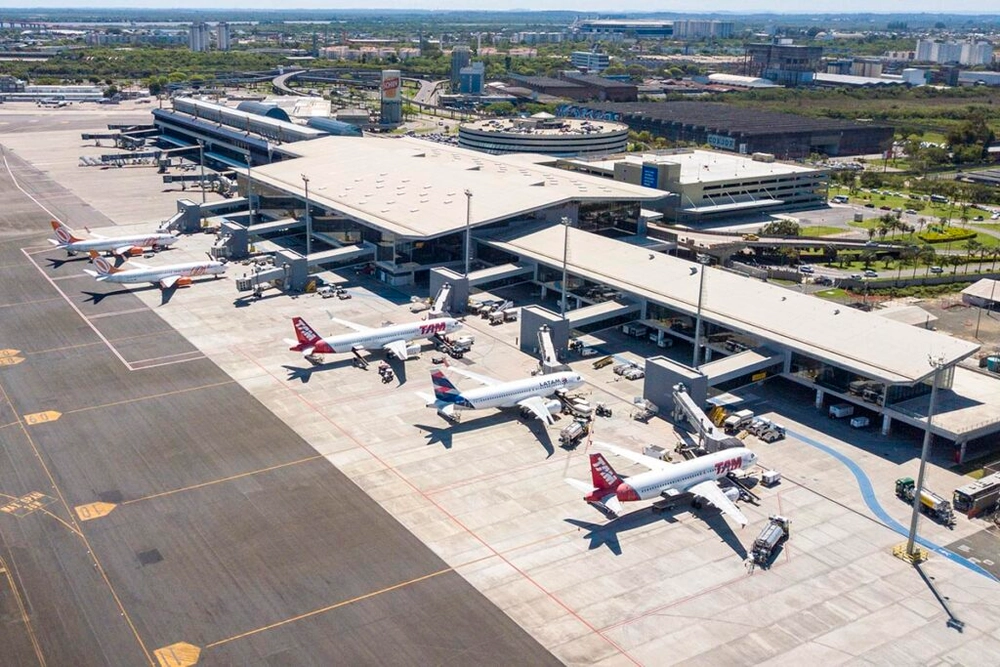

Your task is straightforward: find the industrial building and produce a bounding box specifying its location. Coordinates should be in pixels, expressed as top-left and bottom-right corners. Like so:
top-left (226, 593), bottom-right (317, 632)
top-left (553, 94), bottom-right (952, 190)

top-left (574, 19), bottom-right (674, 40)
top-left (458, 114), bottom-right (629, 157)
top-left (508, 73), bottom-right (637, 103)
top-left (744, 43), bottom-right (823, 87)
top-left (556, 101), bottom-right (894, 158)
top-left (557, 149), bottom-right (829, 222)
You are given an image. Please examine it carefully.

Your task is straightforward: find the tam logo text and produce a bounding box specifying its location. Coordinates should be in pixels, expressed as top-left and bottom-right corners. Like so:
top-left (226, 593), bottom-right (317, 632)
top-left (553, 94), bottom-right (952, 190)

top-left (714, 456), bottom-right (742, 476)
top-left (419, 321), bottom-right (446, 335)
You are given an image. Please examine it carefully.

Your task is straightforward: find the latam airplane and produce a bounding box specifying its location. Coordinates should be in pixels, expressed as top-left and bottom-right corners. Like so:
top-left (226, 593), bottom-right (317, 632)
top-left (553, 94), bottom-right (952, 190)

top-left (84, 251), bottom-right (226, 289)
top-left (287, 315), bottom-right (461, 361)
top-left (566, 444), bottom-right (757, 525)
top-left (422, 367), bottom-right (584, 424)
top-left (50, 220), bottom-right (178, 257)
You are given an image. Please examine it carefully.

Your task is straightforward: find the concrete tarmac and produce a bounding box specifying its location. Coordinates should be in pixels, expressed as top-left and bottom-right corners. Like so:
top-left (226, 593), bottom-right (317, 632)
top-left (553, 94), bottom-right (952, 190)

top-left (0, 118), bottom-right (557, 666)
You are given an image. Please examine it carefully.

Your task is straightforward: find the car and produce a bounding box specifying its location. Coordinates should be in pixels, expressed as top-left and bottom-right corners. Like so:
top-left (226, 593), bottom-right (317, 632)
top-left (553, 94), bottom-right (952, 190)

top-left (879, 206), bottom-right (892, 211)
top-left (930, 266), bottom-right (944, 274)
top-left (850, 273), bottom-right (863, 280)
top-left (891, 207), bottom-right (903, 214)
top-left (974, 215), bottom-right (984, 221)
top-left (863, 270), bottom-right (878, 278)
top-left (904, 209), bottom-right (917, 215)
top-left (864, 203), bottom-right (875, 208)
top-left (799, 265), bottom-right (815, 274)
top-left (991, 212), bottom-right (1000, 220)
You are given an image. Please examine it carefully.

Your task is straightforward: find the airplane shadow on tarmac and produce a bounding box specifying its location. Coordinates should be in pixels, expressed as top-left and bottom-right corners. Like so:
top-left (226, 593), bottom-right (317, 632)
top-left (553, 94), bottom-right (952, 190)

top-left (565, 504), bottom-right (749, 559)
top-left (414, 412), bottom-right (556, 457)
top-left (283, 358), bottom-right (359, 383)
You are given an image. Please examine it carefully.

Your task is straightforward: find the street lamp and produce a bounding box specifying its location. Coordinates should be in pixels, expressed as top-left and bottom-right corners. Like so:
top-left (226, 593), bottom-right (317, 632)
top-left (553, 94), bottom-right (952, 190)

top-left (691, 256), bottom-right (708, 368)
top-left (301, 174), bottom-right (311, 257)
top-left (198, 140), bottom-right (206, 204)
top-left (560, 216), bottom-right (570, 319)
top-left (464, 189), bottom-right (472, 277)
top-left (904, 355), bottom-right (947, 561)
top-left (245, 153), bottom-right (254, 227)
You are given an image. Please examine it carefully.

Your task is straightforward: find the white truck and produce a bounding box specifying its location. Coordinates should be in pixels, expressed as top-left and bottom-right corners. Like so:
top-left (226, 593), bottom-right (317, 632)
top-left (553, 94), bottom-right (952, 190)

top-left (828, 404), bottom-right (855, 419)
top-left (723, 409), bottom-right (755, 434)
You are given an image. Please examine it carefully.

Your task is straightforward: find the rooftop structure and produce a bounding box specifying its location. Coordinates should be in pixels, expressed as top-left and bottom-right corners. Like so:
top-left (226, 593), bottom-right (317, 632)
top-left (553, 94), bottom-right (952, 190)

top-left (458, 115), bottom-right (628, 157)
top-left (487, 224), bottom-right (978, 386)
top-left (557, 101), bottom-right (893, 158)
top-left (249, 135), bottom-right (664, 240)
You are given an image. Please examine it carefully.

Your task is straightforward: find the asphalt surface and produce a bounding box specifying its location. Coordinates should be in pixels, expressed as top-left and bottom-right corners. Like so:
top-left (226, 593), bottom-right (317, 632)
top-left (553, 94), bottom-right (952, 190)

top-left (0, 126), bottom-right (557, 665)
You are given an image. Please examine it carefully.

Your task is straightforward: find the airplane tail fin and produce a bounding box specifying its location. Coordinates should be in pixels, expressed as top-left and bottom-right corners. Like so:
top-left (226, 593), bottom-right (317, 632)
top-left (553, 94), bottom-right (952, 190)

top-left (289, 317), bottom-right (322, 354)
top-left (430, 369), bottom-right (461, 403)
top-left (590, 453), bottom-right (624, 492)
top-left (88, 251), bottom-right (121, 275)
top-left (51, 220), bottom-right (82, 244)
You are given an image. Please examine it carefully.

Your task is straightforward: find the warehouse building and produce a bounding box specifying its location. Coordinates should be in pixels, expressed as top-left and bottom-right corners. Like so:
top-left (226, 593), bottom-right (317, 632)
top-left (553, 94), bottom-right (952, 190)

top-left (556, 101), bottom-right (894, 158)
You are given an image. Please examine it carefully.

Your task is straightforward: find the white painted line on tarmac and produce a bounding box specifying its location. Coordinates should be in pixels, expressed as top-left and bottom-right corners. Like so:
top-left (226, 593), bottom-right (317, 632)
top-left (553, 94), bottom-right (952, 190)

top-left (87, 307), bottom-right (150, 320)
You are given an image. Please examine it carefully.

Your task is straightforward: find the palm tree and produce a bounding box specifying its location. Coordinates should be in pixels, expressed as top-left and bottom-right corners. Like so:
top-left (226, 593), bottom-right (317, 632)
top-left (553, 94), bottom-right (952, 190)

top-left (963, 240), bottom-right (982, 274)
top-left (898, 244), bottom-right (918, 281)
top-left (861, 248), bottom-right (877, 269)
top-left (991, 247), bottom-right (1000, 272)
top-left (915, 244), bottom-right (936, 278)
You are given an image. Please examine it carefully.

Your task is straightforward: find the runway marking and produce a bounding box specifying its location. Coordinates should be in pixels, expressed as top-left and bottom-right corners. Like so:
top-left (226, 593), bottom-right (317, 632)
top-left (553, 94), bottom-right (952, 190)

top-left (237, 348), bottom-right (642, 666)
top-left (0, 297), bottom-right (62, 308)
top-left (0, 491), bottom-right (82, 539)
top-left (61, 380), bottom-right (233, 417)
top-left (22, 410), bottom-right (61, 425)
top-left (128, 354), bottom-right (207, 371)
top-left (87, 306), bottom-right (151, 320)
top-left (0, 355), bottom-right (24, 366)
top-left (128, 350), bottom-right (205, 366)
top-left (0, 370), bottom-right (155, 665)
top-left (120, 454), bottom-right (325, 508)
top-left (153, 642), bottom-right (200, 667)
top-left (201, 567), bottom-right (452, 650)
top-left (74, 502), bottom-right (117, 521)
top-left (0, 554), bottom-right (46, 666)
top-left (0, 349), bottom-right (20, 356)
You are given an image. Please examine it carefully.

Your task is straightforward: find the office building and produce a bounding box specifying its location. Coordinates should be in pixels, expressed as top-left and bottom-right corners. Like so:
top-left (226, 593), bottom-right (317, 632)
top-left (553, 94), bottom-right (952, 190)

top-left (450, 46), bottom-right (471, 92)
top-left (216, 22), bottom-right (231, 51)
top-left (744, 43), bottom-right (823, 87)
top-left (188, 22), bottom-right (210, 52)
top-left (458, 62), bottom-right (485, 95)
top-left (570, 51), bottom-right (610, 73)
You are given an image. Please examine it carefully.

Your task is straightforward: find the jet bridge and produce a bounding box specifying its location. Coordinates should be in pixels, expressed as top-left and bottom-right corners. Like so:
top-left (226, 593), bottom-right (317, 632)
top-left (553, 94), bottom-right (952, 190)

top-left (671, 383), bottom-right (743, 453)
top-left (537, 325), bottom-right (570, 374)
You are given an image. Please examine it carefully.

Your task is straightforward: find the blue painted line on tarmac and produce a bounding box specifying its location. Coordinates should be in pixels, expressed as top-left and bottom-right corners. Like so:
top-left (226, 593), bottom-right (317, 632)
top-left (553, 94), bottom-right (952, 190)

top-left (787, 428), bottom-right (999, 582)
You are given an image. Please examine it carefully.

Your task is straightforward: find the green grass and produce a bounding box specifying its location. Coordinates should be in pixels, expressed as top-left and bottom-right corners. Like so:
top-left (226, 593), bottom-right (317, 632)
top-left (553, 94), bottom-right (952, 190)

top-left (815, 288), bottom-right (849, 300)
top-left (800, 226), bottom-right (846, 237)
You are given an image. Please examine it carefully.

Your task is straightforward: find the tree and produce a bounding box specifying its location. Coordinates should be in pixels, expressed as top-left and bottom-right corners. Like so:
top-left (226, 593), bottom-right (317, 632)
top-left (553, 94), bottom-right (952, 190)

top-left (103, 85), bottom-right (118, 98)
top-left (861, 248), bottom-right (878, 269)
top-left (963, 240), bottom-right (982, 273)
top-left (761, 219), bottom-right (800, 237)
top-left (914, 244), bottom-right (936, 278)
top-left (898, 244), bottom-right (918, 281)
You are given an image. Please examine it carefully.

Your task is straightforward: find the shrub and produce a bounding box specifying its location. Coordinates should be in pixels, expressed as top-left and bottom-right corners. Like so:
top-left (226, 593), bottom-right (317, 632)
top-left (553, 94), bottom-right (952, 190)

top-left (917, 227), bottom-right (976, 243)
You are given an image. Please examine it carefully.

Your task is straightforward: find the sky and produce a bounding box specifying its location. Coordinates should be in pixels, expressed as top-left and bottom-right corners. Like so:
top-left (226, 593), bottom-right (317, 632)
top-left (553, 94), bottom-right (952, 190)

top-left (0, 1), bottom-right (993, 13)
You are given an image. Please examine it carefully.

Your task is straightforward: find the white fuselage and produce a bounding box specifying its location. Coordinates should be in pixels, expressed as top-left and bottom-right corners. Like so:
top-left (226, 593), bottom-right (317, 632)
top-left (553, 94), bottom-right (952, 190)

top-left (97, 261), bottom-right (226, 284)
top-left (323, 318), bottom-right (460, 353)
top-left (457, 372), bottom-right (583, 411)
top-left (63, 234), bottom-right (177, 255)
top-left (622, 448), bottom-right (755, 501)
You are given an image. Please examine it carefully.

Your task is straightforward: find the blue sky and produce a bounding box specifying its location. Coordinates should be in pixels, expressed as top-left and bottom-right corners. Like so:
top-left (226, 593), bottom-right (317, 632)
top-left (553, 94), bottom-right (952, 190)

top-left (0, 1), bottom-right (992, 12)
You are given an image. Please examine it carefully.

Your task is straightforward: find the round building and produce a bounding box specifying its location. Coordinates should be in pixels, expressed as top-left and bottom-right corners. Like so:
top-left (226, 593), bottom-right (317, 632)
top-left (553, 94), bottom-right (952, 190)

top-left (458, 113), bottom-right (628, 157)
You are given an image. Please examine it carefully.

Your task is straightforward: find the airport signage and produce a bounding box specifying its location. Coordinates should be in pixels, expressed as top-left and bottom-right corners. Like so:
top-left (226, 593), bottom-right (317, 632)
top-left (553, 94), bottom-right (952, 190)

top-left (707, 133), bottom-right (736, 151)
top-left (640, 165), bottom-right (659, 189)
top-left (556, 104), bottom-right (622, 122)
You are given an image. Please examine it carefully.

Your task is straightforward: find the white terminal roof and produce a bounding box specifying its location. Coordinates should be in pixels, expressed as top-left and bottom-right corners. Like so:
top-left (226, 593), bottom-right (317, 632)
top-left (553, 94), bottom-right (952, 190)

top-left (250, 136), bottom-right (665, 239)
top-left (489, 225), bottom-right (979, 384)
top-left (461, 117), bottom-right (628, 137)
top-left (563, 150), bottom-right (817, 185)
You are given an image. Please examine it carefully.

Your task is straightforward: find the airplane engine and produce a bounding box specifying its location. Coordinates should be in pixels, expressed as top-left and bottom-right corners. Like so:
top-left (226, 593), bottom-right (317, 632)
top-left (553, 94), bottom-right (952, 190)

top-left (723, 486), bottom-right (741, 503)
top-left (128, 247), bottom-right (143, 256)
top-left (405, 343), bottom-right (422, 358)
top-left (543, 399), bottom-right (562, 416)
top-left (176, 277), bottom-right (193, 287)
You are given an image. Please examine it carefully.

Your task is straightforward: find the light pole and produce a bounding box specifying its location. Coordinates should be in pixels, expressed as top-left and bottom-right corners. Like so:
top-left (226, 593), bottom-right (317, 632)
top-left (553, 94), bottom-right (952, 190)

top-left (464, 189), bottom-right (472, 277)
top-left (560, 216), bottom-right (570, 319)
top-left (245, 153), bottom-right (254, 227)
top-left (691, 256), bottom-right (708, 368)
top-left (904, 355), bottom-right (947, 560)
top-left (301, 174), bottom-right (311, 257)
top-left (198, 140), bottom-right (206, 204)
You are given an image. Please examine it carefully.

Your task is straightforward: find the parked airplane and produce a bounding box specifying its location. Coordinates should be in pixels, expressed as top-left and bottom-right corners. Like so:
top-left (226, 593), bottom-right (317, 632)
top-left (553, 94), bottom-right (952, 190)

top-left (421, 367), bottom-right (584, 424)
top-left (49, 220), bottom-right (178, 257)
top-left (287, 315), bottom-right (461, 361)
top-left (565, 444), bottom-right (757, 525)
top-left (84, 251), bottom-right (226, 289)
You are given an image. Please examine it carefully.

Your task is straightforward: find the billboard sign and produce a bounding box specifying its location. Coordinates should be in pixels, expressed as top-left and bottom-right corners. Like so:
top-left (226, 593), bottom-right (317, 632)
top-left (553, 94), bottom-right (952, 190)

top-left (707, 133), bottom-right (736, 151)
top-left (640, 165), bottom-right (659, 189)
top-left (381, 70), bottom-right (401, 102)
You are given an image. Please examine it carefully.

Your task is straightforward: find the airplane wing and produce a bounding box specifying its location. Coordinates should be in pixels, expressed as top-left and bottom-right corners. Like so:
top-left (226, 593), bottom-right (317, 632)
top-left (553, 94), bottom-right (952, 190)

top-left (329, 316), bottom-right (370, 333)
top-left (159, 275), bottom-right (180, 289)
top-left (112, 245), bottom-right (137, 256)
top-left (689, 480), bottom-right (748, 527)
top-left (595, 442), bottom-right (672, 471)
top-left (446, 366), bottom-right (500, 387)
top-left (382, 339), bottom-right (409, 360)
top-left (516, 395), bottom-right (555, 425)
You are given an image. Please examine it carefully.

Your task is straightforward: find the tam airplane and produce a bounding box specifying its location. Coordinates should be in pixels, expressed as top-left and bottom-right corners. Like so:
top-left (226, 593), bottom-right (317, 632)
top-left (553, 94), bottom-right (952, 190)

top-left (287, 316), bottom-right (461, 361)
top-left (84, 250), bottom-right (226, 289)
top-left (421, 367), bottom-right (584, 424)
top-left (49, 220), bottom-right (178, 257)
top-left (566, 444), bottom-right (757, 525)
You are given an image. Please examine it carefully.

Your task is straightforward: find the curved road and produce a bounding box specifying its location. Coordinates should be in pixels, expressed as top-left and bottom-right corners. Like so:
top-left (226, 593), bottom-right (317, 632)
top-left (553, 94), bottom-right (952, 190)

top-left (787, 427), bottom-right (998, 582)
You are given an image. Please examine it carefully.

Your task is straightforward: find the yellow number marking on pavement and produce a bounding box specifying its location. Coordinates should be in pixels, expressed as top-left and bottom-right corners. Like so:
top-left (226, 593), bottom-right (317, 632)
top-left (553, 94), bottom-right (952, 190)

top-left (74, 502), bottom-right (117, 522)
top-left (23, 410), bottom-right (61, 425)
top-left (154, 642), bottom-right (201, 667)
